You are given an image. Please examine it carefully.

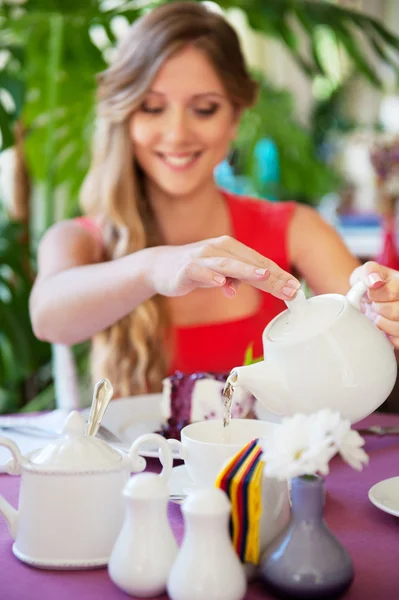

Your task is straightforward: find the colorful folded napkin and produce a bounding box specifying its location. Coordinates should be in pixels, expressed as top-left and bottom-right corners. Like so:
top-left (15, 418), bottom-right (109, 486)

top-left (215, 438), bottom-right (264, 565)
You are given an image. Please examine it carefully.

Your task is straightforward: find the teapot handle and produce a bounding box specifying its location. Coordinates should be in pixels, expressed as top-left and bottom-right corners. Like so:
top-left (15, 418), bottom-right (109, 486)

top-left (0, 438), bottom-right (24, 475)
top-left (127, 433), bottom-right (174, 482)
top-left (346, 281), bottom-right (368, 310)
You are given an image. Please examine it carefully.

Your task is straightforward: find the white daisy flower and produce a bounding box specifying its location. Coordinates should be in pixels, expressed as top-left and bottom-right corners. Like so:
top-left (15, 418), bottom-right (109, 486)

top-left (259, 410), bottom-right (368, 480)
top-left (332, 420), bottom-right (369, 471)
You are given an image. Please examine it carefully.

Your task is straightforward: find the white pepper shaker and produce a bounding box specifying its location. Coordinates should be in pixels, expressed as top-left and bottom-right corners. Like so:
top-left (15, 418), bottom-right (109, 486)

top-left (108, 472), bottom-right (177, 597)
top-left (167, 488), bottom-right (247, 600)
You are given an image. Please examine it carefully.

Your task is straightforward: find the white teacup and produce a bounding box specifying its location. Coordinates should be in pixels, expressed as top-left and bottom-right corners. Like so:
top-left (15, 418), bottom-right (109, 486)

top-left (132, 420), bottom-right (290, 571)
top-left (169, 418), bottom-right (276, 487)
top-left (166, 418), bottom-right (290, 569)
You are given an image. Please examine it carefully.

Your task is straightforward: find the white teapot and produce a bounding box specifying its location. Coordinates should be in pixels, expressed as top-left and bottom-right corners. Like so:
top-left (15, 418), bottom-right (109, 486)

top-left (230, 282), bottom-right (397, 423)
top-left (0, 411), bottom-right (172, 570)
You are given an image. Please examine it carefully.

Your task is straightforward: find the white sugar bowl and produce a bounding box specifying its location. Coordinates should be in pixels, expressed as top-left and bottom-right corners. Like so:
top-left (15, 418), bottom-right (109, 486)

top-left (0, 411), bottom-right (172, 569)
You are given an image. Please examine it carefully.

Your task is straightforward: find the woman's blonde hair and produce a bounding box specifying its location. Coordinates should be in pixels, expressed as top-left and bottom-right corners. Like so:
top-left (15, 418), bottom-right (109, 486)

top-left (80, 1), bottom-right (258, 397)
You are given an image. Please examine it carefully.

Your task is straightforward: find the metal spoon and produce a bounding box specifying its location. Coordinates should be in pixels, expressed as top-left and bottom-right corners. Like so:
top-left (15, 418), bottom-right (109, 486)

top-left (357, 425), bottom-right (399, 436)
top-left (85, 378), bottom-right (114, 437)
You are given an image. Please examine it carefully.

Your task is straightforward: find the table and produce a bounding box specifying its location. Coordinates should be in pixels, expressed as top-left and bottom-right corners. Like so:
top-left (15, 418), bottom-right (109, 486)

top-left (1, 412), bottom-right (399, 600)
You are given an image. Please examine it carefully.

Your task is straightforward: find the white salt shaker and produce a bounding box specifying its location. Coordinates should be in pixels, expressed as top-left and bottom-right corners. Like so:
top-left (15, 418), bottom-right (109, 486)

top-left (108, 471), bottom-right (178, 597)
top-left (167, 488), bottom-right (247, 600)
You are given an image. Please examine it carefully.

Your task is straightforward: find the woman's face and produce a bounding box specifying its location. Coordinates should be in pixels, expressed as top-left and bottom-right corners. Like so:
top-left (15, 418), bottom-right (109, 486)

top-left (129, 46), bottom-right (239, 200)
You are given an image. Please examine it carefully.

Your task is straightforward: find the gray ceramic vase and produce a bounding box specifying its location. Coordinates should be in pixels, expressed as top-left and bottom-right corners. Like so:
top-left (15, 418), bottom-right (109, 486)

top-left (258, 475), bottom-right (354, 599)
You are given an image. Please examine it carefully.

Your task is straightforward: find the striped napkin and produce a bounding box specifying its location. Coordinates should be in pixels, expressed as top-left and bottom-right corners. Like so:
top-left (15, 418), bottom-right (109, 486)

top-left (215, 438), bottom-right (264, 565)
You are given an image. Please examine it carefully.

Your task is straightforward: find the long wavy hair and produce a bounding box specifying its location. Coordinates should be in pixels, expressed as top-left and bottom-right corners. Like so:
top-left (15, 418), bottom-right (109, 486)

top-left (80, 1), bottom-right (259, 397)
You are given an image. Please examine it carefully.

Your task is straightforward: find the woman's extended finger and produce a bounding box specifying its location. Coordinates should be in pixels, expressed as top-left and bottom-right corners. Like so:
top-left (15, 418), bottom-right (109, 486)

top-left (215, 236), bottom-right (301, 289)
top-left (222, 277), bottom-right (240, 298)
top-left (371, 299), bottom-right (399, 321)
top-left (195, 257), bottom-right (300, 300)
top-left (368, 278), bottom-right (399, 303)
top-left (180, 261), bottom-right (227, 290)
top-left (373, 314), bottom-right (399, 338)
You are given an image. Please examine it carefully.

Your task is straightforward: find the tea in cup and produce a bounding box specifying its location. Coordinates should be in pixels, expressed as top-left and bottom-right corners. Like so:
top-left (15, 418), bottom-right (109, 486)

top-left (168, 418), bottom-right (276, 487)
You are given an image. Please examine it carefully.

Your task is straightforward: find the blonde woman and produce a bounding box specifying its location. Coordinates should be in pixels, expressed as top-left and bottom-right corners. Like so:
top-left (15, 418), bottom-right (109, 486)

top-left (30, 2), bottom-right (399, 399)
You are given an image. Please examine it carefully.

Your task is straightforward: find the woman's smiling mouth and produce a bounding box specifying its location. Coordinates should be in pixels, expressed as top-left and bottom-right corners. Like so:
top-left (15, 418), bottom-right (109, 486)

top-left (156, 151), bottom-right (202, 170)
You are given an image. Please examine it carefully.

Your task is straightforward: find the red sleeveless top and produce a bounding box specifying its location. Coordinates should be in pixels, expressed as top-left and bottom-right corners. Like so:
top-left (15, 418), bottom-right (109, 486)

top-left (170, 192), bottom-right (296, 373)
top-left (75, 191), bottom-right (296, 374)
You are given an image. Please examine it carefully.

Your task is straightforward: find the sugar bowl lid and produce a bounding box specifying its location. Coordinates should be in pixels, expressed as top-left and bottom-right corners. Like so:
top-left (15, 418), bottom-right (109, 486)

top-left (28, 411), bottom-right (123, 473)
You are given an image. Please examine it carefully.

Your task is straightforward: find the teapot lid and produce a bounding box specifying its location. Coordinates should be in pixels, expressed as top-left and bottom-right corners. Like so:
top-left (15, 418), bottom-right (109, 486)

top-left (28, 411), bottom-right (123, 473)
top-left (268, 290), bottom-right (344, 343)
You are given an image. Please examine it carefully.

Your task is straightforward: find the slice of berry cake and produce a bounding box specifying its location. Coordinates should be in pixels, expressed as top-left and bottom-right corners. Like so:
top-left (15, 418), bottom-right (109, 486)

top-left (159, 371), bottom-right (256, 439)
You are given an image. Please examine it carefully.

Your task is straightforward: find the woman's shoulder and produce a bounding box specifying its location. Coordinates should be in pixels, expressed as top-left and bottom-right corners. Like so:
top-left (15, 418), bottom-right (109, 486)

top-left (36, 217), bottom-right (102, 264)
top-left (73, 215), bottom-right (102, 235)
top-left (45, 216), bottom-right (102, 251)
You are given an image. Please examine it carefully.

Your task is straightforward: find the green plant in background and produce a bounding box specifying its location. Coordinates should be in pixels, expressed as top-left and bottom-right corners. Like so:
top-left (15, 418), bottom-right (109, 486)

top-left (0, 1), bottom-right (144, 413)
top-left (0, 0), bottom-right (398, 413)
top-left (219, 0), bottom-right (399, 86)
top-left (0, 217), bottom-right (52, 413)
top-left (0, 1), bottom-right (144, 232)
top-left (310, 82), bottom-right (357, 150)
top-left (0, 0), bottom-right (398, 224)
top-left (0, 44), bottom-right (25, 152)
top-left (236, 74), bottom-right (342, 203)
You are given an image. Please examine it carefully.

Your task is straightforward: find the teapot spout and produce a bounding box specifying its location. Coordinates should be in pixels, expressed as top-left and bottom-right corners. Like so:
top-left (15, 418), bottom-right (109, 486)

top-left (230, 360), bottom-right (288, 417)
top-left (0, 496), bottom-right (18, 539)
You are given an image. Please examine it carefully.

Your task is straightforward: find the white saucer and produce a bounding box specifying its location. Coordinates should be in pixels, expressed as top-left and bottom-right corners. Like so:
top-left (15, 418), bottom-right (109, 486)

top-left (368, 476), bottom-right (399, 517)
top-left (168, 464), bottom-right (195, 504)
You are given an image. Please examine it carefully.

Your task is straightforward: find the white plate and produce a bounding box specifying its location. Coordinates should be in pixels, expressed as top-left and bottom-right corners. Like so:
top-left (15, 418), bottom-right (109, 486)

top-left (91, 396), bottom-right (271, 459)
top-left (168, 464), bottom-right (195, 504)
top-left (368, 476), bottom-right (399, 517)
top-left (82, 393), bottom-right (172, 458)
top-left (0, 395), bottom-right (273, 466)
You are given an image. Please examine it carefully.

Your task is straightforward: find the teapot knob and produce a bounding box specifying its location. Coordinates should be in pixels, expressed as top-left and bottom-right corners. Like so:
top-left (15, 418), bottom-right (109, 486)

top-left (285, 288), bottom-right (308, 314)
top-left (346, 281), bottom-right (368, 310)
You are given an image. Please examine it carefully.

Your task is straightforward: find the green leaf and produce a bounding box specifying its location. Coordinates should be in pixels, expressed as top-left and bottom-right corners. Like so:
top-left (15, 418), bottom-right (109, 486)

top-left (294, 8), bottom-right (325, 75)
top-left (363, 27), bottom-right (399, 77)
top-left (0, 101), bottom-right (14, 150)
top-left (0, 333), bottom-right (20, 383)
top-left (0, 387), bottom-right (21, 414)
top-left (239, 0), bottom-right (399, 83)
top-left (244, 343), bottom-right (254, 366)
top-left (0, 44), bottom-right (24, 66)
top-left (332, 21), bottom-right (382, 87)
top-left (366, 17), bottom-right (399, 48)
top-left (243, 342), bottom-right (262, 365)
top-left (0, 302), bottom-right (34, 372)
top-left (20, 383), bottom-right (55, 413)
top-left (0, 72), bottom-right (25, 118)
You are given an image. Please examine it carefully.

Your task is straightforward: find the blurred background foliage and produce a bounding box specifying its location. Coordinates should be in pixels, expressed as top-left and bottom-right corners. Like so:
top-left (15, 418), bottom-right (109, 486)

top-left (0, 0), bottom-right (398, 412)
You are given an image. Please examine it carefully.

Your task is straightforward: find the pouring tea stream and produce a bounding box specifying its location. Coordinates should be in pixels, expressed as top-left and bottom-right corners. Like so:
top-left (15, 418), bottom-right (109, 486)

top-left (223, 282), bottom-right (397, 424)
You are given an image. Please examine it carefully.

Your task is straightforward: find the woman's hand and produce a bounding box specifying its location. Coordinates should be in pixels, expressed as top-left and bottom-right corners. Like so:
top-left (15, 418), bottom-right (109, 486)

top-left (147, 235), bottom-right (301, 301)
top-left (350, 260), bottom-right (399, 348)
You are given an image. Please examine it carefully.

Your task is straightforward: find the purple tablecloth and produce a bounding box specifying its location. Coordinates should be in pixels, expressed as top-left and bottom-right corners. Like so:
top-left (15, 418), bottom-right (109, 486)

top-left (1, 412), bottom-right (399, 600)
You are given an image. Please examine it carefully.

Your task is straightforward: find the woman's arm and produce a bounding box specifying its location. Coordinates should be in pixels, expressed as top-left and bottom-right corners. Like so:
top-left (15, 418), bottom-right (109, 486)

top-left (31, 221), bottom-right (302, 346)
top-left (30, 221), bottom-right (157, 345)
top-left (288, 204), bottom-right (360, 295)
